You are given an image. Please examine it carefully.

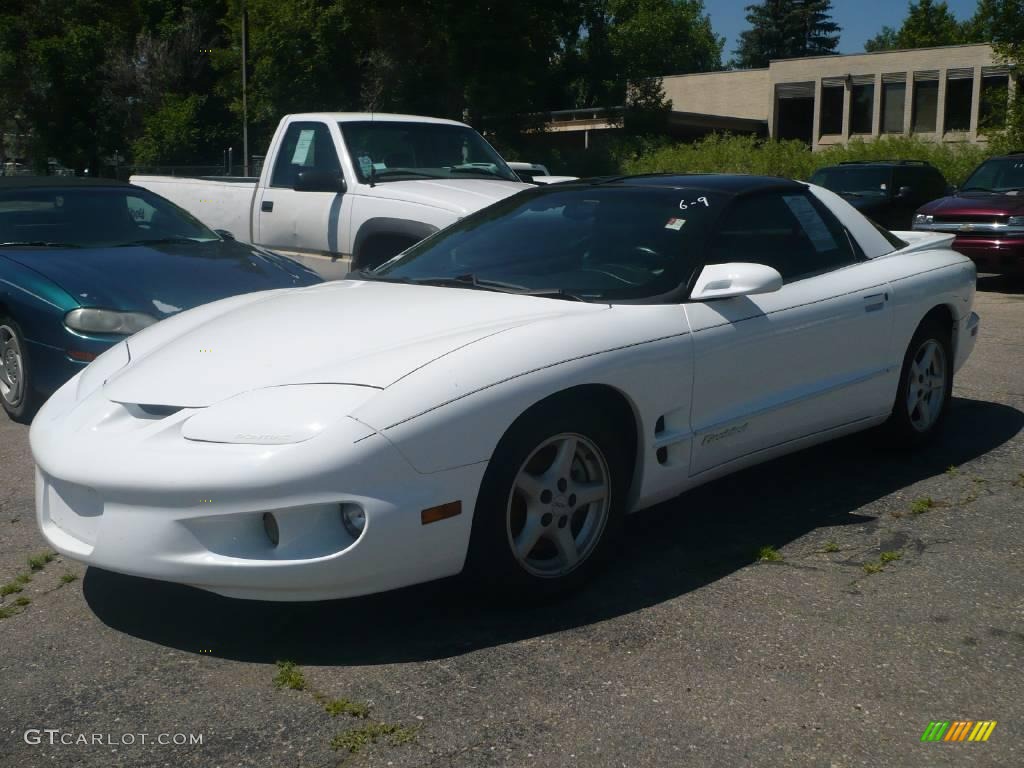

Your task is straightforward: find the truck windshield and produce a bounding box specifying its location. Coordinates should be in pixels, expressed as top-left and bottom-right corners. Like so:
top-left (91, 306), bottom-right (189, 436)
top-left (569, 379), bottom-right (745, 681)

top-left (339, 121), bottom-right (519, 183)
top-left (961, 157), bottom-right (1024, 193)
top-left (0, 186), bottom-right (219, 249)
top-left (809, 167), bottom-right (891, 197)
top-left (363, 185), bottom-right (722, 302)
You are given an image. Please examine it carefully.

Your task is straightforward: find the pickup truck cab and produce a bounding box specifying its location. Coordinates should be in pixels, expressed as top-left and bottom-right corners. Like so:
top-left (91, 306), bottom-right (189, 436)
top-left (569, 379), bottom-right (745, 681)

top-left (132, 113), bottom-right (532, 274)
top-left (912, 152), bottom-right (1024, 275)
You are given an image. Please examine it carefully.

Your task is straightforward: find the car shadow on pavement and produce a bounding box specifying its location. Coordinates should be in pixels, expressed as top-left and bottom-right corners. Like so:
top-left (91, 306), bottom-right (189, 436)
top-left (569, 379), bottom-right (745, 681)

top-left (977, 274), bottom-right (1024, 295)
top-left (84, 396), bottom-right (1023, 666)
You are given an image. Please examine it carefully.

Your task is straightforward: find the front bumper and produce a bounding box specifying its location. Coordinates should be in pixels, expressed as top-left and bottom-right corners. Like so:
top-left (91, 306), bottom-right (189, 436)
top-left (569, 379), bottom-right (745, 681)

top-left (954, 311), bottom-right (980, 373)
top-left (950, 236), bottom-right (1024, 274)
top-left (31, 381), bottom-right (484, 601)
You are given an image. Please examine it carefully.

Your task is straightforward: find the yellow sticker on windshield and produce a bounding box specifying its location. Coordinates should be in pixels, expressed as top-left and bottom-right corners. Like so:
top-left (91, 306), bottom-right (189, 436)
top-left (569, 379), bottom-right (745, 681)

top-left (665, 217), bottom-right (686, 230)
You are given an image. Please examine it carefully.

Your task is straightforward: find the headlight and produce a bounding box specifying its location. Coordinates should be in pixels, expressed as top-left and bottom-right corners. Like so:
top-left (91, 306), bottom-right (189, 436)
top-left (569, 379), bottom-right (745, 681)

top-left (182, 385), bottom-right (377, 444)
top-left (65, 308), bottom-right (158, 335)
top-left (1008, 216), bottom-right (1024, 227)
top-left (913, 214), bottom-right (933, 227)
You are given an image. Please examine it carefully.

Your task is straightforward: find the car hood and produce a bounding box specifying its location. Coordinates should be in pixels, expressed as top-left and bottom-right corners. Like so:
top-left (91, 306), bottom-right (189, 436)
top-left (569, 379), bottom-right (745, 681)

top-left (102, 280), bottom-right (609, 407)
top-left (919, 192), bottom-right (1024, 217)
top-left (360, 178), bottom-right (531, 216)
top-left (0, 239), bottom-right (319, 318)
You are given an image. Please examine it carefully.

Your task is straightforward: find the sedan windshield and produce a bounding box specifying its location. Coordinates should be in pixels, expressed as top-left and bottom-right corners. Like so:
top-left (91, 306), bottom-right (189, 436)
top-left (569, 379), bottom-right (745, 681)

top-left (365, 185), bottom-right (723, 301)
top-left (809, 167), bottom-right (891, 197)
top-left (0, 186), bottom-right (219, 248)
top-left (961, 157), bottom-right (1024, 193)
top-left (339, 121), bottom-right (519, 183)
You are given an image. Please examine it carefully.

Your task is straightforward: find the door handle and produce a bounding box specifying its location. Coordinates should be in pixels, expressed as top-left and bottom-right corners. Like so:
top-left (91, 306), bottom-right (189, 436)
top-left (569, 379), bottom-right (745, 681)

top-left (261, 200), bottom-right (273, 213)
top-left (863, 292), bottom-right (887, 313)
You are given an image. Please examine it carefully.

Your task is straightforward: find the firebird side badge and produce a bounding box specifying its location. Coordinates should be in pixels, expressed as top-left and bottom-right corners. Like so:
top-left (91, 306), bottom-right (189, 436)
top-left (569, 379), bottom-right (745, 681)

top-left (701, 422), bottom-right (750, 446)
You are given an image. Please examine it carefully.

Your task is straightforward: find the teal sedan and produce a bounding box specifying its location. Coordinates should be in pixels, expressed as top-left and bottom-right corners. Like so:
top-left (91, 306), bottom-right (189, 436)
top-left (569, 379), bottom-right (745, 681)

top-left (0, 177), bottom-right (322, 422)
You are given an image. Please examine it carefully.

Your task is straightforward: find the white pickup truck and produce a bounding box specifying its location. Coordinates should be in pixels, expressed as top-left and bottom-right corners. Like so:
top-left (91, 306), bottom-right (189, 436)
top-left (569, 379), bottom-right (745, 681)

top-left (131, 113), bottom-right (533, 275)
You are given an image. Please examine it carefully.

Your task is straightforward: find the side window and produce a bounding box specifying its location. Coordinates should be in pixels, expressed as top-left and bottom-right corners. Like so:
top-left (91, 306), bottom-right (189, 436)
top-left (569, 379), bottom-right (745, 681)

top-left (707, 192), bottom-right (857, 282)
top-left (270, 122), bottom-right (342, 189)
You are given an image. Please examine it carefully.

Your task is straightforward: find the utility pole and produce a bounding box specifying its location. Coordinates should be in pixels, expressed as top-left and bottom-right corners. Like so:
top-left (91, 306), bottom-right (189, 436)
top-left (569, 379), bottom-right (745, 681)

top-left (242, 1), bottom-right (250, 177)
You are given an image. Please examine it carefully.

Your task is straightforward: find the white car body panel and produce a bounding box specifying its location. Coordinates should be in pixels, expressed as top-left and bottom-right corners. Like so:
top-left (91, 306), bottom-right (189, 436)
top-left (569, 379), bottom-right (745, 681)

top-left (30, 182), bottom-right (979, 601)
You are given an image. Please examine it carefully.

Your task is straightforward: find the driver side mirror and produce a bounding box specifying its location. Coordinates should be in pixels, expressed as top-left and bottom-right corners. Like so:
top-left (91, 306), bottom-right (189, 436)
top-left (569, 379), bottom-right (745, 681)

top-left (896, 185), bottom-right (913, 200)
top-left (945, 184), bottom-right (958, 195)
top-left (294, 170), bottom-right (347, 194)
top-left (690, 262), bottom-right (783, 301)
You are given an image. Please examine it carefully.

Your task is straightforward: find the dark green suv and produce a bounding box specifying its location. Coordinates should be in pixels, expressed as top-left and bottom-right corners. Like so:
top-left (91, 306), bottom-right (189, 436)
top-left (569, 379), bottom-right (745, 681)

top-left (809, 160), bottom-right (950, 231)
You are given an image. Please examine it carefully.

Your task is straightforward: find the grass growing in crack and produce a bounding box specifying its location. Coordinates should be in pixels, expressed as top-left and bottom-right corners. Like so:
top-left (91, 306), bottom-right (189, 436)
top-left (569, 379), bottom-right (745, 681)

top-left (910, 497), bottom-right (935, 515)
top-left (863, 561), bottom-right (884, 574)
top-left (324, 698), bottom-right (370, 718)
top-left (946, 465), bottom-right (959, 475)
top-left (60, 572), bottom-right (78, 584)
top-left (864, 550), bottom-right (903, 574)
top-left (879, 551), bottom-right (903, 564)
top-left (823, 540), bottom-right (840, 553)
top-left (0, 605), bottom-right (17, 619)
top-left (756, 545), bottom-right (783, 562)
top-left (273, 660), bottom-right (306, 691)
top-left (0, 582), bottom-right (24, 596)
top-left (1013, 472), bottom-right (1024, 488)
top-left (27, 551), bottom-right (56, 571)
top-left (330, 723), bottom-right (419, 754)
top-left (13, 596), bottom-right (30, 606)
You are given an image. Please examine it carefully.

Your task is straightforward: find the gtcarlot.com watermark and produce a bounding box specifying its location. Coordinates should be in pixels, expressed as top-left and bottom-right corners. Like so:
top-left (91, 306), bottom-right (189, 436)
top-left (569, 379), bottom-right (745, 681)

top-left (25, 729), bottom-right (203, 747)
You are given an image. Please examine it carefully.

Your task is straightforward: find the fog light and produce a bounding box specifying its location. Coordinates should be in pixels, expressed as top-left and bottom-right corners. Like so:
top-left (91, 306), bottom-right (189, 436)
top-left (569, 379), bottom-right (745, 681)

top-left (262, 512), bottom-right (280, 547)
top-left (340, 504), bottom-right (366, 539)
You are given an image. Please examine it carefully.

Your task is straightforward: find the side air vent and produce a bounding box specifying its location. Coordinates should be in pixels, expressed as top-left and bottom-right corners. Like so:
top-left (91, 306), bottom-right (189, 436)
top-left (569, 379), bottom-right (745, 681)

top-left (135, 403), bottom-right (184, 418)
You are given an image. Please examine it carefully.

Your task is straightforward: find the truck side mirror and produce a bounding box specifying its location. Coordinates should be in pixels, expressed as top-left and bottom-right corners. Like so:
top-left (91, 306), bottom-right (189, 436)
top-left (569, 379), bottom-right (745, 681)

top-left (896, 186), bottom-right (913, 200)
top-left (945, 184), bottom-right (958, 195)
top-left (294, 170), bottom-right (347, 194)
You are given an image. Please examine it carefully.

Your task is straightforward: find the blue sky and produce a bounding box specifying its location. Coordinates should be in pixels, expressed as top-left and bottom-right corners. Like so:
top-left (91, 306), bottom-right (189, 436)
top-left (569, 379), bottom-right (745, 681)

top-left (707, 0), bottom-right (982, 60)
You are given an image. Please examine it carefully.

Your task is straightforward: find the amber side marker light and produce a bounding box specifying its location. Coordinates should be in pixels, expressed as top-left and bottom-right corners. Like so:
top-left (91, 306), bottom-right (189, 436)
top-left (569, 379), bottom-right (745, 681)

top-left (66, 349), bottom-right (97, 362)
top-left (421, 501), bottom-right (462, 525)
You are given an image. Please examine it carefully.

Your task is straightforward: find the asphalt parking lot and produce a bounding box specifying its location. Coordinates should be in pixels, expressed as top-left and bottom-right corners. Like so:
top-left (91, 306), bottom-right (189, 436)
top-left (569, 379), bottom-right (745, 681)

top-left (1, 277), bottom-right (1021, 768)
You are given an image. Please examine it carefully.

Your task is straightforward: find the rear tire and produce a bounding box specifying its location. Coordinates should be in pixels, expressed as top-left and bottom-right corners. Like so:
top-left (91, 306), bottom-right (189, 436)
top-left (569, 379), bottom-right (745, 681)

top-left (0, 317), bottom-right (39, 423)
top-left (887, 317), bottom-right (952, 444)
top-left (465, 404), bottom-right (628, 596)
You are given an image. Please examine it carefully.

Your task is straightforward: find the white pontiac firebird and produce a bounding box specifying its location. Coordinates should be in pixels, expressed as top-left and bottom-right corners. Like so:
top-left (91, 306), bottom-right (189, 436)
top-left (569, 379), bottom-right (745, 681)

top-left (31, 175), bottom-right (979, 601)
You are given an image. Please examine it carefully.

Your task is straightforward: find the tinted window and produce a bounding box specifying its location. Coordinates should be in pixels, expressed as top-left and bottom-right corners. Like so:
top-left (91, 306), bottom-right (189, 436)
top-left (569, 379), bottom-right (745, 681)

top-left (270, 122), bottom-right (342, 189)
top-left (810, 167), bottom-right (892, 197)
top-left (0, 186), bottom-right (218, 248)
top-left (706, 192), bottom-right (857, 281)
top-left (370, 186), bottom-right (725, 301)
top-left (962, 157), bottom-right (1024, 192)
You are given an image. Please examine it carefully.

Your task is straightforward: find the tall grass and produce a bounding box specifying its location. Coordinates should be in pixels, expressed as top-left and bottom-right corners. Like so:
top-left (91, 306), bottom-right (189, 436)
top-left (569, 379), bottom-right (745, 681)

top-left (620, 134), bottom-right (996, 185)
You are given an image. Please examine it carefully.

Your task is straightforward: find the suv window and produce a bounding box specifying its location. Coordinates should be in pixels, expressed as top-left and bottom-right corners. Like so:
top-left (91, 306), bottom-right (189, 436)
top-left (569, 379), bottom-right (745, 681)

top-left (270, 122), bottom-right (342, 189)
top-left (706, 191), bottom-right (858, 282)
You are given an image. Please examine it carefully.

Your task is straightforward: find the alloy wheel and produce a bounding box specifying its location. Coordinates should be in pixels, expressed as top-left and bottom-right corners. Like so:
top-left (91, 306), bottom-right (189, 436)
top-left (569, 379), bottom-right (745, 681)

top-left (906, 338), bottom-right (947, 432)
top-left (0, 325), bottom-right (24, 407)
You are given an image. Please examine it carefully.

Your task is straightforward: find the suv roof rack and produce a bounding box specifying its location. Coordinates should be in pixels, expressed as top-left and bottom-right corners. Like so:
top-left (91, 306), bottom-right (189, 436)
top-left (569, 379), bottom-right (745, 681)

top-left (837, 159), bottom-right (932, 166)
top-left (1003, 149), bottom-right (1024, 156)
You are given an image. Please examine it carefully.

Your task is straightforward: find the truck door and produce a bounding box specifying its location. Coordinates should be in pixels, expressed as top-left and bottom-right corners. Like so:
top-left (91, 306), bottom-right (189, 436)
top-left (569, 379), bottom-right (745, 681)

top-left (256, 121), bottom-right (348, 257)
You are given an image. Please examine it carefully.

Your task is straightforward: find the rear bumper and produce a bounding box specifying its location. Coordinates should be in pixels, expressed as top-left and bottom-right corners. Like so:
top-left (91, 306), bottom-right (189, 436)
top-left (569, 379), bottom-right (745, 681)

top-left (951, 236), bottom-right (1024, 274)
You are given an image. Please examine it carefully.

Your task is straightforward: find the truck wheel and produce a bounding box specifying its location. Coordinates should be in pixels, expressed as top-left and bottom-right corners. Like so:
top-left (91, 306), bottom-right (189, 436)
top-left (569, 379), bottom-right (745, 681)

top-left (354, 235), bottom-right (418, 272)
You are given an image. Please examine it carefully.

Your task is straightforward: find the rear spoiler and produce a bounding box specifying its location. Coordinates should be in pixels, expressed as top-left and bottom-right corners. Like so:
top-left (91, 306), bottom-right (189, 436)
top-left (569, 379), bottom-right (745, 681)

top-left (889, 230), bottom-right (957, 255)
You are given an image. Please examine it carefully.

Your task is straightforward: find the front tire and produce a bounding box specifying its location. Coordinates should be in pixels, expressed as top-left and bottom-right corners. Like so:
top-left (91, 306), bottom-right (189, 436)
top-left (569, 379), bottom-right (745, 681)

top-left (466, 405), bottom-right (627, 594)
top-left (887, 318), bottom-right (952, 443)
top-left (0, 317), bottom-right (39, 423)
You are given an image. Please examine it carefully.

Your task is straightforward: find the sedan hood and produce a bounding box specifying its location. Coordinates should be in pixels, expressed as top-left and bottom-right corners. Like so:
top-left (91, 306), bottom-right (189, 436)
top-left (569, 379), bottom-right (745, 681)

top-left (103, 280), bottom-right (608, 407)
top-left (1, 239), bottom-right (318, 318)
top-left (361, 178), bottom-right (531, 216)
top-left (920, 192), bottom-right (1024, 217)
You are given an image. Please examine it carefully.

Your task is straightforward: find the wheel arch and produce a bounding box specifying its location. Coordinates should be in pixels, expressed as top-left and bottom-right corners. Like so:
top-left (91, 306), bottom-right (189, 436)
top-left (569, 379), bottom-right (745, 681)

top-left (918, 302), bottom-right (957, 357)
top-left (351, 217), bottom-right (438, 270)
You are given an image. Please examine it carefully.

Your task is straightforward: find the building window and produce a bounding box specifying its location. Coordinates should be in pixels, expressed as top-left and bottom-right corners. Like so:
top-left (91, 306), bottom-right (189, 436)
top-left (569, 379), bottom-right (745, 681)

top-left (979, 72), bottom-right (1010, 132)
top-left (945, 71), bottom-right (973, 132)
top-left (881, 79), bottom-right (906, 133)
top-left (912, 77), bottom-right (938, 133)
top-left (820, 85), bottom-right (844, 135)
top-left (850, 83), bottom-right (874, 134)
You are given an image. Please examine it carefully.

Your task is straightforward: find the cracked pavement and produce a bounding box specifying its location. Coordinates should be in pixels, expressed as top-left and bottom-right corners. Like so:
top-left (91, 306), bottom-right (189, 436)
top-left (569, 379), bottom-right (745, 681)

top-left (1, 275), bottom-right (1022, 767)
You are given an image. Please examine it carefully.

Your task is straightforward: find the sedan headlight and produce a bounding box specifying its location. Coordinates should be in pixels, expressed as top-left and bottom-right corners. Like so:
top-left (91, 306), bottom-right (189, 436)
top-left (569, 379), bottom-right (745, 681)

top-left (65, 308), bottom-right (158, 335)
top-left (1008, 216), bottom-right (1024, 227)
top-left (913, 214), bottom-right (933, 227)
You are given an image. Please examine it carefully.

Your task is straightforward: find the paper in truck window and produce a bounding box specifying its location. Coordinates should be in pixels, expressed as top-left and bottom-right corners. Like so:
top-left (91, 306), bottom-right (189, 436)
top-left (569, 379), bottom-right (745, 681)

top-left (291, 129), bottom-right (316, 165)
top-left (783, 195), bottom-right (836, 253)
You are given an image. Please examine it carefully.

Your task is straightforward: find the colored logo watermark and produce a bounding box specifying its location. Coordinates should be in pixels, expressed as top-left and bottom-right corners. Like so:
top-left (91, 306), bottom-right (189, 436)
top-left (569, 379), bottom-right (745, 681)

top-left (921, 721), bottom-right (997, 742)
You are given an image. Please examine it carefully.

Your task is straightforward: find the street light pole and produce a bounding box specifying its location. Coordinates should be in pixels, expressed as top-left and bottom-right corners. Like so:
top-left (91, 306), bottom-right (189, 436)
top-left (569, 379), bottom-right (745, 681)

top-left (241, 1), bottom-right (249, 177)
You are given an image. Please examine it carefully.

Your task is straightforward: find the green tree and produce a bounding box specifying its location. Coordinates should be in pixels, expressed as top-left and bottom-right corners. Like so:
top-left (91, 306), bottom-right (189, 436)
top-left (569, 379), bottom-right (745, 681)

top-left (863, 26), bottom-right (898, 52)
top-left (734, 0), bottom-right (840, 69)
top-left (895, 1), bottom-right (963, 49)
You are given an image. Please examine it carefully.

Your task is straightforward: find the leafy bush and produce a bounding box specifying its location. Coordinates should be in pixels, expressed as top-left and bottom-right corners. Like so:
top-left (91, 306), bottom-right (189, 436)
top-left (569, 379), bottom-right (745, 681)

top-left (622, 133), bottom-right (997, 185)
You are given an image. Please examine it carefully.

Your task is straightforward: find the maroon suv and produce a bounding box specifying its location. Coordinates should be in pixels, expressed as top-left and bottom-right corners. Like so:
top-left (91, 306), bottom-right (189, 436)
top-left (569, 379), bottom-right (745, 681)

top-left (913, 152), bottom-right (1024, 274)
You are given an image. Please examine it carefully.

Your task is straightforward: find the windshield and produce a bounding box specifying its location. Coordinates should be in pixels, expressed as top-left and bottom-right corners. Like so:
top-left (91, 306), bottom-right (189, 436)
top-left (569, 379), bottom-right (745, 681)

top-left (809, 167), bottom-right (892, 197)
top-left (338, 121), bottom-right (519, 183)
top-left (364, 185), bottom-right (723, 301)
top-left (0, 186), bottom-right (219, 248)
top-left (961, 157), bottom-right (1024, 193)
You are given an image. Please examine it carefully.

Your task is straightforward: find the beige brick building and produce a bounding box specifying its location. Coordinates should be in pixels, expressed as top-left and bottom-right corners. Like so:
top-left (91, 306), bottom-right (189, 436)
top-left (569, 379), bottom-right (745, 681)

top-left (661, 43), bottom-right (1014, 150)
